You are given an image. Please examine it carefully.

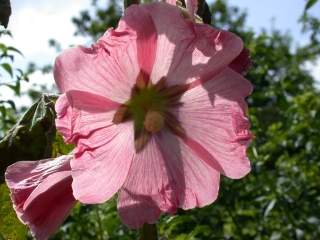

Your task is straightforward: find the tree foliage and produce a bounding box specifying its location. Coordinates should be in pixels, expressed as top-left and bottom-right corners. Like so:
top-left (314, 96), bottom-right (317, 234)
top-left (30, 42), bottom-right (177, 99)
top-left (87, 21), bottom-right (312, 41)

top-left (0, 0), bottom-right (319, 239)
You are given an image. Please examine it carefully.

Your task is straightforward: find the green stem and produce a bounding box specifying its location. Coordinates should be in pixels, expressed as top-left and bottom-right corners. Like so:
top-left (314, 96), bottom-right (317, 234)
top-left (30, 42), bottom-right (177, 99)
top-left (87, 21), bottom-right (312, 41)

top-left (124, 0), bottom-right (140, 8)
top-left (139, 224), bottom-right (158, 240)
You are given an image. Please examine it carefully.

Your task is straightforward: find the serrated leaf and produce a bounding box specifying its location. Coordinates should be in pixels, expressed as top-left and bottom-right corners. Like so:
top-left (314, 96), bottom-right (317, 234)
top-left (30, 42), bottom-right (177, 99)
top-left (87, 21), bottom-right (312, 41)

top-left (0, 184), bottom-right (27, 240)
top-left (0, 94), bottom-right (57, 182)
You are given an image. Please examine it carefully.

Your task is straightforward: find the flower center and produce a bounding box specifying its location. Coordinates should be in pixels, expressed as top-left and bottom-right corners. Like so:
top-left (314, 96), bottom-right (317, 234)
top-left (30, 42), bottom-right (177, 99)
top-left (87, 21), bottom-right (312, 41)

top-left (112, 72), bottom-right (187, 152)
top-left (128, 85), bottom-right (167, 134)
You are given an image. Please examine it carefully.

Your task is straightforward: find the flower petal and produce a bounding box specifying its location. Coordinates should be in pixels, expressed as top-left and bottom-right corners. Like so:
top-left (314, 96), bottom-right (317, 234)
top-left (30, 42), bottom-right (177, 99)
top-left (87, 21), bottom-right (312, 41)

top-left (166, 23), bottom-right (244, 87)
top-left (71, 122), bottom-right (135, 204)
top-left (229, 48), bottom-right (252, 75)
top-left (54, 39), bottom-right (139, 103)
top-left (55, 93), bottom-right (117, 144)
top-left (117, 189), bottom-right (161, 229)
top-left (66, 90), bottom-right (120, 112)
top-left (120, 129), bottom-right (220, 225)
top-left (176, 68), bottom-right (253, 179)
top-left (120, 137), bottom-right (177, 215)
top-left (121, 137), bottom-right (169, 195)
top-left (22, 172), bottom-right (75, 240)
top-left (146, 2), bottom-right (195, 83)
top-left (157, 129), bottom-right (220, 210)
top-left (55, 4), bottom-right (160, 100)
top-left (164, 0), bottom-right (177, 5)
top-left (5, 156), bottom-right (75, 240)
top-left (121, 4), bottom-right (157, 76)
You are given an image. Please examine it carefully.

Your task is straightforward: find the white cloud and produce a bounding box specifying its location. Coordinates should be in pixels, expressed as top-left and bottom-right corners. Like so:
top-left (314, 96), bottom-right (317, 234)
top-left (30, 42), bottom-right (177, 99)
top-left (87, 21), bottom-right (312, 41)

top-left (1, 0), bottom-right (92, 107)
top-left (3, 0), bottom-right (91, 67)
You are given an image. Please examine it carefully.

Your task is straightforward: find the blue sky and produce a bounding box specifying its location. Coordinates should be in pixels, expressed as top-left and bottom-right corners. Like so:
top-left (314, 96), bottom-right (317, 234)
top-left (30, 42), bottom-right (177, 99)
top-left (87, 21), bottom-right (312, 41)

top-left (228, 0), bottom-right (320, 45)
top-left (1, 0), bottom-right (319, 105)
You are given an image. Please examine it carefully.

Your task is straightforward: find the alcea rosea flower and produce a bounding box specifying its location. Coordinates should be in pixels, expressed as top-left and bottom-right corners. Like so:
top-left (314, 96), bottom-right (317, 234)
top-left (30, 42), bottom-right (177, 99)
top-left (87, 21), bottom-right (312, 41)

top-left (54, 2), bottom-right (252, 227)
top-left (5, 155), bottom-right (76, 239)
top-left (5, 1), bottom-right (252, 238)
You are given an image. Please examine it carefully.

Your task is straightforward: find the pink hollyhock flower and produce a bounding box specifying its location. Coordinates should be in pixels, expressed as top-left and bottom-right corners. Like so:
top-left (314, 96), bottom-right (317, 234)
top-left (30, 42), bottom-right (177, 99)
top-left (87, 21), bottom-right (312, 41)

top-left (54, 2), bottom-right (252, 228)
top-left (5, 155), bottom-right (76, 240)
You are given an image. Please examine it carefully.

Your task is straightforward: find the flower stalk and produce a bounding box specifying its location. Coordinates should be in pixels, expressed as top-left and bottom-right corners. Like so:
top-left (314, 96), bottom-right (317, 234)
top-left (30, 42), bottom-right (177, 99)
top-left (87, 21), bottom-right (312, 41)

top-left (140, 224), bottom-right (158, 240)
top-left (124, 0), bottom-right (140, 8)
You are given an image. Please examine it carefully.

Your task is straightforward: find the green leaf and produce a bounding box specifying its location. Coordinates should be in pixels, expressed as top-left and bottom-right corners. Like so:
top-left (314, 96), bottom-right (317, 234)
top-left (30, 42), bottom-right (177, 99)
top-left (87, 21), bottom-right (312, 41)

top-left (7, 46), bottom-right (23, 56)
top-left (0, 184), bottom-right (27, 240)
top-left (5, 81), bottom-right (20, 95)
top-left (0, 94), bottom-right (57, 182)
top-left (305, 0), bottom-right (318, 10)
top-left (1, 63), bottom-right (13, 77)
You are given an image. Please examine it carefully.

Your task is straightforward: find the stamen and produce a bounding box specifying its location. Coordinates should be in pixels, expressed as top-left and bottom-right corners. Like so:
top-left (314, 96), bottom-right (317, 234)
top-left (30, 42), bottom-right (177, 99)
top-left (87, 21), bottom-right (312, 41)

top-left (112, 74), bottom-right (187, 152)
top-left (112, 105), bottom-right (129, 124)
top-left (161, 84), bottom-right (189, 99)
top-left (144, 110), bottom-right (164, 133)
top-left (136, 71), bottom-right (148, 90)
top-left (165, 111), bottom-right (186, 138)
top-left (154, 77), bottom-right (167, 91)
top-left (135, 128), bottom-right (150, 152)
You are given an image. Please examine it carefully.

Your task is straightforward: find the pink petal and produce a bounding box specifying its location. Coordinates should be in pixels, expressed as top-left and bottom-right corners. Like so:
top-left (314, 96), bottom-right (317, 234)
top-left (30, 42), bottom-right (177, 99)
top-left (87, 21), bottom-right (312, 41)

top-left (5, 156), bottom-right (75, 240)
top-left (117, 189), bottom-right (161, 229)
top-left (229, 48), bottom-right (252, 75)
top-left (175, 68), bottom-right (253, 179)
top-left (66, 90), bottom-right (120, 112)
top-left (146, 2), bottom-right (195, 83)
top-left (120, 137), bottom-right (177, 214)
top-left (165, 23), bottom-right (244, 87)
top-left (55, 4), bottom-right (159, 100)
top-left (142, 4), bottom-right (243, 87)
top-left (54, 40), bottom-right (139, 103)
top-left (157, 129), bottom-right (220, 210)
top-left (121, 4), bottom-right (157, 77)
top-left (71, 122), bottom-right (135, 204)
top-left (121, 137), bottom-right (170, 196)
top-left (55, 93), bottom-right (117, 144)
top-left (119, 130), bottom-right (220, 228)
top-left (164, 0), bottom-right (177, 5)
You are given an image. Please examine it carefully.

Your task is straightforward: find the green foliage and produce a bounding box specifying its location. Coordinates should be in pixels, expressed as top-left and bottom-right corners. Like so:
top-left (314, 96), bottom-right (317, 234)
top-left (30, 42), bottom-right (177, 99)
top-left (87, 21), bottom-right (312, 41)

top-left (0, 94), bottom-right (58, 239)
top-left (52, 199), bottom-right (138, 240)
top-left (72, 0), bottom-right (121, 40)
top-left (51, 133), bottom-right (74, 157)
top-left (0, 29), bottom-right (31, 136)
top-left (0, 95), bottom-right (56, 182)
top-left (305, 0), bottom-right (319, 11)
top-left (0, 184), bottom-right (27, 240)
